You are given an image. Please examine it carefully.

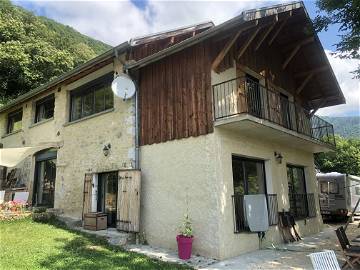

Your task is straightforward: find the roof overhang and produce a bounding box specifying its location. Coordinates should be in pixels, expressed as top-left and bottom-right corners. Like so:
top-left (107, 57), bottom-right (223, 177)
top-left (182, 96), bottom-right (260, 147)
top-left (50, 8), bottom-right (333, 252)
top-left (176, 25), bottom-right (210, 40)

top-left (125, 1), bottom-right (345, 110)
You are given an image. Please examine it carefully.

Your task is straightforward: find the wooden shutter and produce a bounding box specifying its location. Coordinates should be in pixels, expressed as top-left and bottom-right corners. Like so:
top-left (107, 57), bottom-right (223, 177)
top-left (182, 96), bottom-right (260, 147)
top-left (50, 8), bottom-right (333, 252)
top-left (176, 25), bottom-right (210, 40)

top-left (117, 170), bottom-right (141, 232)
top-left (82, 173), bottom-right (93, 220)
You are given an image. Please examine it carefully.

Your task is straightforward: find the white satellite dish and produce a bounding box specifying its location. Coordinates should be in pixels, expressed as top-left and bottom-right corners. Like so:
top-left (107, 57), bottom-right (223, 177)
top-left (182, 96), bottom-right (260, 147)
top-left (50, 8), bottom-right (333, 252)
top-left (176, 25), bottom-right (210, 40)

top-left (111, 74), bottom-right (136, 100)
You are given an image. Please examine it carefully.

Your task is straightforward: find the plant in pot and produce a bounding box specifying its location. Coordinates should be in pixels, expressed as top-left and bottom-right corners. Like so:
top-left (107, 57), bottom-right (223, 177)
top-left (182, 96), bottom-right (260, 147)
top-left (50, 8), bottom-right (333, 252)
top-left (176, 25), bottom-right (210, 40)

top-left (176, 213), bottom-right (193, 260)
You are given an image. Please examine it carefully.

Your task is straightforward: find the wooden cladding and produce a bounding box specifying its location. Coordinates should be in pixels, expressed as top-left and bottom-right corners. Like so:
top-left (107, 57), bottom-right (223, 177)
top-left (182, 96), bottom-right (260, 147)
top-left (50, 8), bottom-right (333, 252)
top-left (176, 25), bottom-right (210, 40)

top-left (82, 173), bottom-right (93, 220)
top-left (138, 42), bottom-right (214, 145)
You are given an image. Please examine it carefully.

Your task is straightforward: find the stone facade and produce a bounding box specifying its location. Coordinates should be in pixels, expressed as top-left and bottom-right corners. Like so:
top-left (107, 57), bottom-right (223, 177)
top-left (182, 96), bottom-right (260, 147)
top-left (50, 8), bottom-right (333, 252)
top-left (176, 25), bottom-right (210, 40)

top-left (0, 57), bottom-right (136, 219)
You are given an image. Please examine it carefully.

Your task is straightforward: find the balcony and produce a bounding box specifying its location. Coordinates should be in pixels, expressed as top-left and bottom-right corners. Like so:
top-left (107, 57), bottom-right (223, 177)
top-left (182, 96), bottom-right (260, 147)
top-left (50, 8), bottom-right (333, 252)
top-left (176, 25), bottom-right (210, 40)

top-left (212, 77), bottom-right (336, 152)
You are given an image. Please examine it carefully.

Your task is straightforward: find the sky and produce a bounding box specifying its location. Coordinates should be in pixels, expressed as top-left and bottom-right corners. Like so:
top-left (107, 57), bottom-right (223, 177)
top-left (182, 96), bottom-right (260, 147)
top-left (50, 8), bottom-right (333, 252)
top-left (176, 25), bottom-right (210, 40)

top-left (11, 0), bottom-right (360, 117)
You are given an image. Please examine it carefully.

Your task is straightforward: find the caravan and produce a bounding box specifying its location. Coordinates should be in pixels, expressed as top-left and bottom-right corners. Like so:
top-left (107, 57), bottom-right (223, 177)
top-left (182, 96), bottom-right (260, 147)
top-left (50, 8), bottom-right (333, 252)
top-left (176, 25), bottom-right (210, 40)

top-left (317, 172), bottom-right (360, 220)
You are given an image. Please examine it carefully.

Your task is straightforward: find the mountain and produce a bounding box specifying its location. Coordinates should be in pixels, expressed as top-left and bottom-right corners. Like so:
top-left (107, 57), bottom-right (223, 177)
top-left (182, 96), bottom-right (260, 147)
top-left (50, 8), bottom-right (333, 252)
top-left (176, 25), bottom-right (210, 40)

top-left (0, 0), bottom-right (112, 104)
top-left (321, 116), bottom-right (360, 139)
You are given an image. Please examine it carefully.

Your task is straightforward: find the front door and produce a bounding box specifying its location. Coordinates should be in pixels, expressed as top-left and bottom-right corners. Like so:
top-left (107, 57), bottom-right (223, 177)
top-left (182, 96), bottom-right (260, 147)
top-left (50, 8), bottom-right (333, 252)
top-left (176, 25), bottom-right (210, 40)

top-left (33, 149), bottom-right (57, 207)
top-left (97, 172), bottom-right (118, 227)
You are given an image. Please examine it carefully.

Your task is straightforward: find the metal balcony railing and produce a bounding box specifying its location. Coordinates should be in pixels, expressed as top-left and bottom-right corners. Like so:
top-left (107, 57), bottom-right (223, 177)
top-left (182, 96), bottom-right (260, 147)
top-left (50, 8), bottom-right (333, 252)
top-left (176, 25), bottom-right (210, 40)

top-left (212, 77), bottom-right (336, 147)
top-left (232, 193), bottom-right (279, 233)
top-left (288, 193), bottom-right (317, 220)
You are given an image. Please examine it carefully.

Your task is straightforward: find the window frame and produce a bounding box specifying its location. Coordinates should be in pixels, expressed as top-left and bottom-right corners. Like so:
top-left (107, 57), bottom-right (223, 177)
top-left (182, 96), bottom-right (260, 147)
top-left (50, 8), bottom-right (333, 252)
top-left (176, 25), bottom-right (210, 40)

top-left (34, 94), bottom-right (55, 123)
top-left (7, 109), bottom-right (23, 134)
top-left (69, 73), bottom-right (114, 122)
top-left (287, 164), bottom-right (310, 220)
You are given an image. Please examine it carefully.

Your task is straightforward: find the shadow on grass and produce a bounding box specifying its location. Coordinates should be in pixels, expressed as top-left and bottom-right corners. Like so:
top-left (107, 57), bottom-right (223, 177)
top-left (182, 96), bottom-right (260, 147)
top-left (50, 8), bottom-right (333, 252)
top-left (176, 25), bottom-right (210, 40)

top-left (38, 219), bottom-right (190, 270)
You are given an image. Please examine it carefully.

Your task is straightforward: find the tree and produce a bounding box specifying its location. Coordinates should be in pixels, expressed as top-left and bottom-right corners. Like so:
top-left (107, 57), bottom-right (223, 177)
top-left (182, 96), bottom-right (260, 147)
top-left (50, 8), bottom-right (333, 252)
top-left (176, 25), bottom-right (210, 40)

top-left (315, 136), bottom-right (360, 175)
top-left (0, 0), bottom-right (111, 105)
top-left (313, 0), bottom-right (360, 78)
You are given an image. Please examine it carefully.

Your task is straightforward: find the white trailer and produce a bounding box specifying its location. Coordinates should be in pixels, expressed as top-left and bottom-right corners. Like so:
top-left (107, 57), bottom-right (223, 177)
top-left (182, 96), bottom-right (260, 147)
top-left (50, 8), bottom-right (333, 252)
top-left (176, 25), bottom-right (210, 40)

top-left (316, 172), bottom-right (360, 219)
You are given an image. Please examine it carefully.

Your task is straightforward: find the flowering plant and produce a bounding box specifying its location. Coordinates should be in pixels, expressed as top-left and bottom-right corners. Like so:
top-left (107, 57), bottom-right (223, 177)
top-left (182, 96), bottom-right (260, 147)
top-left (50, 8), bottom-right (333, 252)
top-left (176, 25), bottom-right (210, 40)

top-left (1, 200), bottom-right (28, 212)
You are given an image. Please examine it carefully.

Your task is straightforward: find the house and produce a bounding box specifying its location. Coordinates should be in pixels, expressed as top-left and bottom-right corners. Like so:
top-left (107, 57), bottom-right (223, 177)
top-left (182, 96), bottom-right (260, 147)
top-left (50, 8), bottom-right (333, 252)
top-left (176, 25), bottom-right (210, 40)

top-left (0, 2), bottom-right (345, 260)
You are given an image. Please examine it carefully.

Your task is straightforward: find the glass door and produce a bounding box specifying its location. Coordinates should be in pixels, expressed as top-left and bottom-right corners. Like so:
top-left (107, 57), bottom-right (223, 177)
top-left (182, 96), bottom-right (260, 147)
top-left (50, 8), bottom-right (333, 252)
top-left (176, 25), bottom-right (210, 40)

top-left (97, 172), bottom-right (118, 227)
top-left (33, 150), bottom-right (57, 207)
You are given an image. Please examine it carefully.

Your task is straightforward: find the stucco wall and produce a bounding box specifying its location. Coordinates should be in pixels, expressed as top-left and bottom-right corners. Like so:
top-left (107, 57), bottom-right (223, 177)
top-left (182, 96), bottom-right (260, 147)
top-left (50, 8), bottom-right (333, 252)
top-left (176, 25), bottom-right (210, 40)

top-left (0, 57), bottom-right (135, 219)
top-left (140, 134), bottom-right (222, 259)
top-left (213, 128), bottom-right (323, 259)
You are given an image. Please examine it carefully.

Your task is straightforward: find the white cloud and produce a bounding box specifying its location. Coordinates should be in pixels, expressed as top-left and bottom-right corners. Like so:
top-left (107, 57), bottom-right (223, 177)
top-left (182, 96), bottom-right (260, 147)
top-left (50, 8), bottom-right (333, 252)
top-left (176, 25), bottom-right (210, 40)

top-left (13, 0), bottom-right (359, 117)
top-left (317, 51), bottom-right (360, 117)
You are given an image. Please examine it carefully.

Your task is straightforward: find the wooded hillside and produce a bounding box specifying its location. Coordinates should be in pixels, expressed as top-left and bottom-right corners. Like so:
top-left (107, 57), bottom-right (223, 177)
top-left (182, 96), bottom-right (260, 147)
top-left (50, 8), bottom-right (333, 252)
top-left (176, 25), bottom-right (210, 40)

top-left (322, 116), bottom-right (360, 139)
top-left (0, 0), bottom-right (111, 105)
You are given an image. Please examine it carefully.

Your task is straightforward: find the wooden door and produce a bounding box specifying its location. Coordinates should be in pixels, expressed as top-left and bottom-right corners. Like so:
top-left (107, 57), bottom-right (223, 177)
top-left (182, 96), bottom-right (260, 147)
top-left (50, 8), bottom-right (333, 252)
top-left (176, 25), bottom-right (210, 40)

top-left (117, 170), bottom-right (141, 232)
top-left (82, 173), bottom-right (93, 220)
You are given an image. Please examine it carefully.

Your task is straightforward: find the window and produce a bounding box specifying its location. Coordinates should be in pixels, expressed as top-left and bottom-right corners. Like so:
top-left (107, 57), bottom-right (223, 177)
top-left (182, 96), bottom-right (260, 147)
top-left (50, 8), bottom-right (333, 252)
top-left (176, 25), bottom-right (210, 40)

top-left (232, 156), bottom-right (266, 195)
top-left (35, 94), bottom-right (54, 123)
top-left (232, 156), bottom-right (267, 232)
top-left (320, 182), bottom-right (328, 193)
top-left (355, 187), bottom-right (360, 195)
top-left (7, 109), bottom-right (22, 134)
top-left (70, 73), bottom-right (114, 121)
top-left (287, 165), bottom-right (315, 219)
top-left (329, 182), bottom-right (339, 194)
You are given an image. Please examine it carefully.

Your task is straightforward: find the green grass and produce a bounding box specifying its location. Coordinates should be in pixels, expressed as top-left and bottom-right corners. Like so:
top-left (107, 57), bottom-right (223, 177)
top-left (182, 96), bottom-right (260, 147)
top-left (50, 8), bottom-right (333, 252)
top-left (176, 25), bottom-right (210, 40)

top-left (0, 218), bottom-right (191, 270)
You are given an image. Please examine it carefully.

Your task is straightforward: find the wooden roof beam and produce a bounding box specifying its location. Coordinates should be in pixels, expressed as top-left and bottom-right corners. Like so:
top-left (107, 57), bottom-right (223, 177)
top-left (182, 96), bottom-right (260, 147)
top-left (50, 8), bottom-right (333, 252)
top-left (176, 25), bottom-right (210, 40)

top-left (268, 11), bottom-right (291, 46)
top-left (282, 37), bottom-right (314, 70)
top-left (237, 26), bottom-right (261, 59)
top-left (255, 17), bottom-right (278, 51)
top-left (296, 72), bottom-right (314, 95)
top-left (295, 66), bottom-right (329, 78)
top-left (310, 98), bottom-right (327, 117)
top-left (212, 30), bottom-right (241, 72)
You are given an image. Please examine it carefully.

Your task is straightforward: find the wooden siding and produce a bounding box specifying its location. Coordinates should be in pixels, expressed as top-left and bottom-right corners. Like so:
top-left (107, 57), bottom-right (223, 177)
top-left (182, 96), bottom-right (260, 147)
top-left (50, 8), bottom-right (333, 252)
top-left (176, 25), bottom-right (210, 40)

top-left (138, 41), bottom-right (213, 146)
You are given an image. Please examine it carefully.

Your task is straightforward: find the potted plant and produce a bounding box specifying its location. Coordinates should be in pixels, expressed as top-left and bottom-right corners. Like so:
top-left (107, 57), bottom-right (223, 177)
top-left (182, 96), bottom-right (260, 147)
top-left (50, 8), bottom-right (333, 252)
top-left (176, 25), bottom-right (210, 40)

top-left (176, 213), bottom-right (193, 260)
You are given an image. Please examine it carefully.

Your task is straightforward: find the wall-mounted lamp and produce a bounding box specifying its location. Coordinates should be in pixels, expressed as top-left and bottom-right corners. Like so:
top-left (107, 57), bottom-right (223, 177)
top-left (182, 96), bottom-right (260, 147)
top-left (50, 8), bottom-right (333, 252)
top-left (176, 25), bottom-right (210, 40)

top-left (103, 143), bottom-right (111, 157)
top-left (274, 151), bottom-right (283, 164)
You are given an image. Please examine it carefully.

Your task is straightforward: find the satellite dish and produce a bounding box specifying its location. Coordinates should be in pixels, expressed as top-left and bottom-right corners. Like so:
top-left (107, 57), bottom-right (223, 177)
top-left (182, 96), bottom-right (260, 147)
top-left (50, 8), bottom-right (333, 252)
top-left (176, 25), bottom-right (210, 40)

top-left (111, 74), bottom-right (136, 100)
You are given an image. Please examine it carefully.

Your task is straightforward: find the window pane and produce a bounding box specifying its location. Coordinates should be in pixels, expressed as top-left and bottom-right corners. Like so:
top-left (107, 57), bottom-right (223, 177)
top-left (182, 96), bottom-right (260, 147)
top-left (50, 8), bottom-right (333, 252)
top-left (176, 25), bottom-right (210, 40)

top-left (95, 87), bottom-right (106, 113)
top-left (71, 95), bottom-right (82, 121)
top-left (232, 158), bottom-right (245, 194)
top-left (356, 187), bottom-right (360, 195)
top-left (8, 110), bottom-right (22, 133)
top-left (245, 160), bottom-right (265, 194)
top-left (320, 182), bottom-right (328, 193)
top-left (329, 182), bottom-right (339, 194)
top-left (104, 86), bottom-right (114, 110)
top-left (35, 96), bottom-right (54, 123)
top-left (293, 167), bottom-right (306, 194)
top-left (82, 91), bottom-right (94, 117)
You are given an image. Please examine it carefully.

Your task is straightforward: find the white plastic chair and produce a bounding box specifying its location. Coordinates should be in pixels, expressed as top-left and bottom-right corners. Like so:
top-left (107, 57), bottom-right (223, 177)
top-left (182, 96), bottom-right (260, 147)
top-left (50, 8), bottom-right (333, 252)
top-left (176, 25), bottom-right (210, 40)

top-left (13, 191), bottom-right (29, 203)
top-left (309, 250), bottom-right (341, 270)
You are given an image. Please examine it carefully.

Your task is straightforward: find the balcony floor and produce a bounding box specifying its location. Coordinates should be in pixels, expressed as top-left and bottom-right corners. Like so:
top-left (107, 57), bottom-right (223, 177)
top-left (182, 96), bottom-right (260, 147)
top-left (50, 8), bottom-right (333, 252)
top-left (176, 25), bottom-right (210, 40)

top-left (214, 114), bottom-right (334, 153)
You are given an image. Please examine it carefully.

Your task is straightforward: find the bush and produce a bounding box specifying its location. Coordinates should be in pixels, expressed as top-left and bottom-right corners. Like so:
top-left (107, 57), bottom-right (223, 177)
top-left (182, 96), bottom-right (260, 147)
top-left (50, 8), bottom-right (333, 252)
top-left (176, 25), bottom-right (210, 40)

top-left (32, 212), bottom-right (55, 223)
top-left (32, 207), bottom-right (47, 213)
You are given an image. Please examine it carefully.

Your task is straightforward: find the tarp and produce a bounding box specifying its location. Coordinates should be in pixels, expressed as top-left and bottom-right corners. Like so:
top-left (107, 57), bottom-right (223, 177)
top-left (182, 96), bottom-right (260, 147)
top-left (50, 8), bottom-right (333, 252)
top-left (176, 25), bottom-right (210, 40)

top-left (0, 143), bottom-right (58, 167)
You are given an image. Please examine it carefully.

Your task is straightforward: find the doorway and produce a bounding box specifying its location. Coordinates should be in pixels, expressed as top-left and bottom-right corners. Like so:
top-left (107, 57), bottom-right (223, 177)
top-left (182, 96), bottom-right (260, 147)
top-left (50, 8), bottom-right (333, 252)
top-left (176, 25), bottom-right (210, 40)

top-left (97, 171), bottom-right (118, 227)
top-left (280, 93), bottom-right (292, 129)
top-left (33, 149), bottom-right (57, 207)
top-left (245, 74), bottom-right (262, 118)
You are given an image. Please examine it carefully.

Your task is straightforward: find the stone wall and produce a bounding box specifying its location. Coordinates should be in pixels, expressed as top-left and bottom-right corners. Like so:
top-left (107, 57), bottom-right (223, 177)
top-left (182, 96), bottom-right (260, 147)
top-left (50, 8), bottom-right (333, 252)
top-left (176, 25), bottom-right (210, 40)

top-left (0, 57), bottom-right (135, 219)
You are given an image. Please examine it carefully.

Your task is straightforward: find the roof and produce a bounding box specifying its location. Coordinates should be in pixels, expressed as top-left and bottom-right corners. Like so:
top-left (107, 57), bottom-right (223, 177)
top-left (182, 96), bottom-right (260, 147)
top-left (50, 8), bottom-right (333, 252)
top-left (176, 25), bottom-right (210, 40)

top-left (130, 21), bottom-right (214, 46)
top-left (0, 1), bottom-right (345, 112)
top-left (124, 1), bottom-right (304, 70)
top-left (124, 1), bottom-right (345, 109)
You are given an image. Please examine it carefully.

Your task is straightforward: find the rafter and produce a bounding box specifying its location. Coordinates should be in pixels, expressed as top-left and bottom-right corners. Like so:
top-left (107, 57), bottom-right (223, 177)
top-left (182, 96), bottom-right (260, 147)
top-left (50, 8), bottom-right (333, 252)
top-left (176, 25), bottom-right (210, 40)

top-left (212, 30), bottom-right (242, 72)
top-left (255, 18), bottom-right (277, 51)
top-left (310, 98), bottom-right (327, 117)
top-left (237, 27), bottom-right (261, 59)
top-left (268, 13), bottom-right (290, 46)
top-left (296, 72), bottom-right (314, 95)
top-left (282, 37), bottom-right (314, 70)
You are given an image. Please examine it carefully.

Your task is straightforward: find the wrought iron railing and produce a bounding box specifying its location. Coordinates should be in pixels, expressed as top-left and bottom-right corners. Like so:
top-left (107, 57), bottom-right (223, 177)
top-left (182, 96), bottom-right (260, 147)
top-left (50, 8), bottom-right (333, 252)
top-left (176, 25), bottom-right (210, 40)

top-left (212, 77), bottom-right (335, 147)
top-left (232, 193), bottom-right (279, 233)
top-left (288, 193), bottom-right (317, 220)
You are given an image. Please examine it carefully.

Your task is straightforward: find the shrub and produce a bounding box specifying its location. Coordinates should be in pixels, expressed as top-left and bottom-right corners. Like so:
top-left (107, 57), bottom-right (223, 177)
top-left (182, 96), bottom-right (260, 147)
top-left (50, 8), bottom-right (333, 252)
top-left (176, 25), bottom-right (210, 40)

top-left (32, 212), bottom-right (55, 223)
top-left (32, 207), bottom-right (47, 213)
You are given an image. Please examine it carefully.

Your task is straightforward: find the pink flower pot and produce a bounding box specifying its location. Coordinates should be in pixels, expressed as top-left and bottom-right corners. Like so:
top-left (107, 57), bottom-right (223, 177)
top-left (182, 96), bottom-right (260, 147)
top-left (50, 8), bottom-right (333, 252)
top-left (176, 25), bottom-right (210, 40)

top-left (176, 235), bottom-right (193, 260)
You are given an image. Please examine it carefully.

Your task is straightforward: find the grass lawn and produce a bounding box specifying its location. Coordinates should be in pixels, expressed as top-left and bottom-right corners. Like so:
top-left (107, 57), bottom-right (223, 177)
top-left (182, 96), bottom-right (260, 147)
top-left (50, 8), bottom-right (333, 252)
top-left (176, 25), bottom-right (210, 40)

top-left (0, 218), bottom-right (191, 270)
